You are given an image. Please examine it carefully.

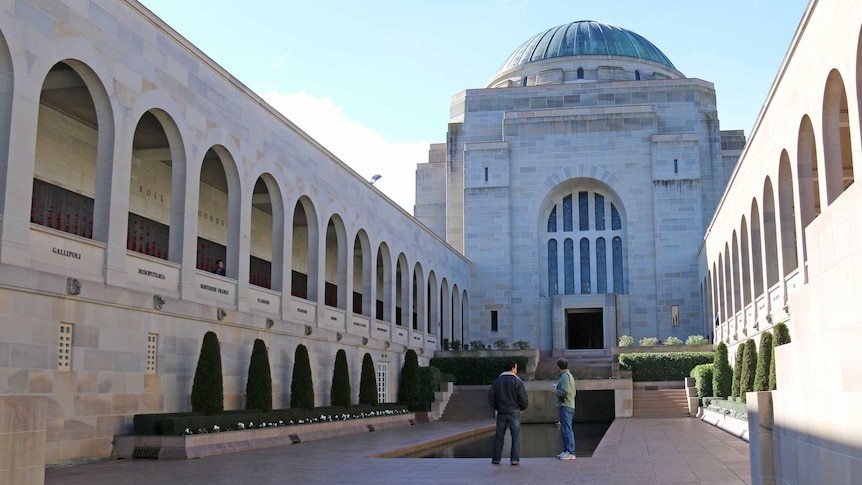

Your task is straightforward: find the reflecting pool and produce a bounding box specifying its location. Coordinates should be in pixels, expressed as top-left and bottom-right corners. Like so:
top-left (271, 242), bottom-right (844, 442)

top-left (401, 422), bottom-right (612, 458)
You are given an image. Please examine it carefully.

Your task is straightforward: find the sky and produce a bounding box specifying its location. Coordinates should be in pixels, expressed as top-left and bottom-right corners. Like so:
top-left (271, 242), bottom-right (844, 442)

top-left (137, 0), bottom-right (811, 213)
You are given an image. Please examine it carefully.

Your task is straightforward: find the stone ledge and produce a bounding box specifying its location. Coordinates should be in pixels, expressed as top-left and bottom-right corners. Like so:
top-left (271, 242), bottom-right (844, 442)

top-left (113, 413), bottom-right (417, 460)
top-left (700, 407), bottom-right (749, 442)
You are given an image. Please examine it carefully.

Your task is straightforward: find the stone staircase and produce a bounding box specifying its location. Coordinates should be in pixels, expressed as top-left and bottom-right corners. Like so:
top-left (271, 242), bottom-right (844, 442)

top-left (440, 385), bottom-right (494, 421)
top-left (632, 387), bottom-right (690, 418)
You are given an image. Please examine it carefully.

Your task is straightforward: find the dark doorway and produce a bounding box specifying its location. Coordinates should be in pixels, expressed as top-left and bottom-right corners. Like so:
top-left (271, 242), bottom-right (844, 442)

top-left (566, 309), bottom-right (603, 349)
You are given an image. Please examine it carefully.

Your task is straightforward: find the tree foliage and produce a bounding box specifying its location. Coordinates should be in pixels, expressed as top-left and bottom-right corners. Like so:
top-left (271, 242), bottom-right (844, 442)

top-left (359, 353), bottom-right (378, 405)
top-left (754, 332), bottom-right (773, 392)
top-left (739, 339), bottom-right (758, 403)
top-left (398, 349), bottom-right (421, 403)
top-left (290, 344), bottom-right (314, 410)
top-left (731, 343), bottom-right (745, 398)
top-left (191, 331), bottom-right (224, 415)
top-left (769, 322), bottom-right (791, 390)
top-left (330, 349), bottom-right (351, 407)
top-left (245, 339), bottom-right (273, 412)
top-left (712, 341), bottom-right (732, 398)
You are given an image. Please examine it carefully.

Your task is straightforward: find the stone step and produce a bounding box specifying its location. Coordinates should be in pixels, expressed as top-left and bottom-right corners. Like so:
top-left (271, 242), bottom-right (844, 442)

top-left (440, 388), bottom-right (494, 421)
top-left (632, 389), bottom-right (690, 417)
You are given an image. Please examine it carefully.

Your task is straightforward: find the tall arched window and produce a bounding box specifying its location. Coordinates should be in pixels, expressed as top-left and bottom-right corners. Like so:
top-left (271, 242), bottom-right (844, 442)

top-left (544, 184), bottom-right (626, 296)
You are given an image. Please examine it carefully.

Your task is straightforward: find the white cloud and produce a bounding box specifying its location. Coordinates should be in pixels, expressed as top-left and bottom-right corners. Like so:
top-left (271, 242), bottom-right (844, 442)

top-left (263, 90), bottom-right (427, 213)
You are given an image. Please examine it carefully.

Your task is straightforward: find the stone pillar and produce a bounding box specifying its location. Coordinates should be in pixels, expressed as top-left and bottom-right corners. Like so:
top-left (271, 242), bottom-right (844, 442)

top-left (747, 391), bottom-right (776, 485)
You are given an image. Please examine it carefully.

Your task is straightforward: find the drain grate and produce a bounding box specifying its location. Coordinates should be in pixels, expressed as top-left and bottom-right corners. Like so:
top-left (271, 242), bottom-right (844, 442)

top-left (132, 447), bottom-right (160, 459)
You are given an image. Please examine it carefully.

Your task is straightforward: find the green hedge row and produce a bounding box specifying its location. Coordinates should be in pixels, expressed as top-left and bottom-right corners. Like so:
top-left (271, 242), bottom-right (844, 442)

top-left (135, 404), bottom-right (411, 436)
top-left (618, 352), bottom-right (715, 381)
top-left (428, 356), bottom-right (529, 385)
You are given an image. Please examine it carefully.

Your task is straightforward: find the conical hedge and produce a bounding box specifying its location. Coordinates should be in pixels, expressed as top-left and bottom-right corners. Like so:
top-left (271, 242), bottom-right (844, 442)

top-left (712, 341), bottom-right (732, 398)
top-left (731, 343), bottom-right (745, 398)
top-left (330, 349), bottom-right (351, 407)
top-left (191, 331), bottom-right (224, 415)
top-left (290, 344), bottom-right (314, 409)
top-left (245, 338), bottom-right (273, 412)
top-left (769, 322), bottom-right (791, 390)
top-left (739, 339), bottom-right (757, 403)
top-left (359, 353), bottom-right (378, 405)
top-left (398, 349), bottom-right (420, 403)
top-left (754, 332), bottom-right (773, 392)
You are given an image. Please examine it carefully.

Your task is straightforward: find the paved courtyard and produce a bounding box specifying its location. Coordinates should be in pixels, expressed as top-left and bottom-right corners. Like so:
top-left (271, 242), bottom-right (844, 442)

top-left (45, 417), bottom-right (751, 484)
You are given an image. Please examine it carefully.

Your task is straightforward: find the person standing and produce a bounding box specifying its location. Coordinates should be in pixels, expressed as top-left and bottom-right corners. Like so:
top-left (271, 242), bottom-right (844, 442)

top-left (554, 358), bottom-right (576, 460)
top-left (487, 360), bottom-right (528, 466)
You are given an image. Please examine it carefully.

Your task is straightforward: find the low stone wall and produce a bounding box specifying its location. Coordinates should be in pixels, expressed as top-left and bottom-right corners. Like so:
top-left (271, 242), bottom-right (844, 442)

top-left (113, 413), bottom-right (417, 460)
top-left (0, 396), bottom-right (47, 485)
top-left (523, 378), bottom-right (633, 422)
top-left (700, 407), bottom-right (749, 442)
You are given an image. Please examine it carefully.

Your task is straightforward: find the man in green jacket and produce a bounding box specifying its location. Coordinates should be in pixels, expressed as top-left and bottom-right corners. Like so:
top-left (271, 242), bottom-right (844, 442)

top-left (554, 358), bottom-right (576, 460)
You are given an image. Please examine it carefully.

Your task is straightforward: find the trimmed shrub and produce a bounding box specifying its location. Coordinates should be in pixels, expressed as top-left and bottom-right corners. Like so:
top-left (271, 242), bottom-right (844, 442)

top-left (686, 335), bottom-right (709, 346)
top-left (773, 322), bottom-right (791, 346)
top-left (618, 335), bottom-right (634, 347)
top-left (739, 339), bottom-right (757, 403)
top-left (513, 340), bottom-right (531, 349)
top-left (290, 344), bottom-right (314, 410)
top-left (754, 332), bottom-right (773, 392)
top-left (418, 366), bottom-right (442, 402)
top-left (429, 356), bottom-right (529, 385)
top-left (245, 339), bottom-right (273, 412)
top-left (398, 349), bottom-right (420, 403)
top-left (617, 352), bottom-right (714, 381)
top-left (639, 337), bottom-right (659, 346)
top-left (712, 341), bottom-right (732, 399)
top-left (449, 340), bottom-right (462, 351)
top-left (330, 349), bottom-right (351, 407)
top-left (769, 322), bottom-right (791, 390)
top-left (690, 363), bottom-right (714, 399)
top-left (358, 353), bottom-right (378, 406)
top-left (731, 343), bottom-right (745, 398)
top-left (440, 372), bottom-right (457, 384)
top-left (493, 339), bottom-right (508, 349)
top-left (191, 331), bottom-right (224, 416)
top-left (663, 336), bottom-right (684, 346)
top-left (469, 340), bottom-right (485, 350)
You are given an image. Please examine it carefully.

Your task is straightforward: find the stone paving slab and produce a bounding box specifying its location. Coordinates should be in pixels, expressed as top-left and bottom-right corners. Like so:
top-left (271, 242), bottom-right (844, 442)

top-left (45, 417), bottom-right (750, 485)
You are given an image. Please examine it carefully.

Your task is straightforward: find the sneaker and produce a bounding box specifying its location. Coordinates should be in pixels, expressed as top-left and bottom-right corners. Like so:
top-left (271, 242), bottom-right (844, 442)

top-left (511, 461), bottom-right (519, 466)
top-left (555, 451), bottom-right (568, 459)
top-left (560, 452), bottom-right (577, 461)
top-left (491, 460), bottom-right (500, 465)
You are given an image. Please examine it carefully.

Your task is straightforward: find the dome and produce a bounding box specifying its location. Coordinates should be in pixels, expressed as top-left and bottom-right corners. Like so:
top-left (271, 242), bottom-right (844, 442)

top-left (496, 21), bottom-right (676, 76)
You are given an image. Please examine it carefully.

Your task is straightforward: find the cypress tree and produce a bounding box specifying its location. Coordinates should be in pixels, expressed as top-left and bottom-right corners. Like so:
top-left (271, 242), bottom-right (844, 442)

top-left (359, 353), bottom-right (378, 405)
top-left (773, 322), bottom-right (791, 346)
top-left (290, 344), bottom-right (314, 410)
top-left (330, 349), bottom-right (351, 407)
top-left (769, 322), bottom-right (791, 390)
top-left (731, 343), bottom-right (745, 398)
top-left (245, 339), bottom-right (273, 412)
top-left (191, 331), bottom-right (224, 415)
top-left (712, 341), bottom-right (732, 398)
top-left (739, 339), bottom-right (757, 403)
top-left (398, 349), bottom-right (420, 403)
top-left (754, 332), bottom-right (773, 392)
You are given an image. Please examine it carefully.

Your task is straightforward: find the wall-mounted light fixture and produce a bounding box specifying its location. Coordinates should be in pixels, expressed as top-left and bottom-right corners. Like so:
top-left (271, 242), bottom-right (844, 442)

top-left (266, 318), bottom-right (274, 329)
top-left (305, 325), bottom-right (313, 336)
top-left (217, 308), bottom-right (227, 320)
top-left (370, 174), bottom-right (382, 185)
top-left (153, 295), bottom-right (165, 310)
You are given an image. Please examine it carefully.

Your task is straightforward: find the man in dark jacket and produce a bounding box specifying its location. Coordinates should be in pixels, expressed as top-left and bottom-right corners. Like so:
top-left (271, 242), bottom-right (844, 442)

top-left (487, 360), bottom-right (528, 465)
